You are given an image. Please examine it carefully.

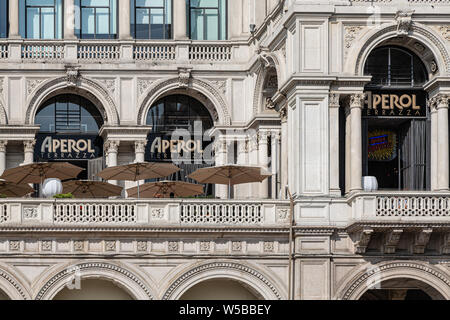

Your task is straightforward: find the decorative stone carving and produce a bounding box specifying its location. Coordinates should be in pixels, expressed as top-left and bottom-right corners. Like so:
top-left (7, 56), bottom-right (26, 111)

top-left (9, 240), bottom-right (20, 251)
top-left (210, 80), bottom-right (227, 95)
top-left (138, 79), bottom-right (153, 97)
top-left (413, 42), bottom-right (425, 53)
top-left (98, 79), bottom-right (116, 95)
top-left (168, 241), bottom-right (179, 252)
top-left (438, 25), bottom-right (450, 41)
top-left (429, 94), bottom-right (450, 112)
top-left (22, 207), bottom-right (38, 220)
top-left (105, 240), bottom-right (116, 252)
top-left (276, 208), bottom-right (289, 223)
top-left (344, 26), bottom-right (364, 60)
top-left (349, 93), bottom-right (365, 109)
top-left (151, 208), bottom-right (164, 219)
top-left (279, 105), bottom-right (287, 122)
top-left (395, 10), bottom-right (414, 35)
top-left (65, 65), bottom-right (80, 86)
top-left (41, 240), bottom-right (52, 252)
top-left (26, 79), bottom-right (45, 96)
top-left (232, 241), bottom-right (242, 252)
top-left (178, 67), bottom-right (192, 88)
top-left (263, 241), bottom-right (274, 253)
top-left (431, 60), bottom-right (438, 74)
top-left (265, 97), bottom-right (276, 110)
top-left (200, 241), bottom-right (211, 252)
top-left (329, 93), bottom-right (340, 108)
top-left (0, 140), bottom-right (7, 153)
top-left (73, 241), bottom-right (84, 252)
top-left (384, 230), bottom-right (403, 254)
top-left (135, 140), bottom-right (147, 154)
top-left (354, 229), bottom-right (374, 254)
top-left (137, 241), bottom-right (148, 252)
top-left (104, 140), bottom-right (120, 155)
top-left (23, 140), bottom-right (36, 153)
top-left (413, 229), bottom-right (433, 254)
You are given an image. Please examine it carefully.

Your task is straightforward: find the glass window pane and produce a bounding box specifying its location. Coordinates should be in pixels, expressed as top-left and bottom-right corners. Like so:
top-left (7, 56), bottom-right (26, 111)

top-left (191, 9), bottom-right (203, 40)
top-left (27, 7), bottom-right (40, 39)
top-left (150, 8), bottom-right (164, 39)
top-left (96, 8), bottom-right (110, 36)
top-left (81, 8), bottom-right (95, 38)
top-left (41, 8), bottom-right (55, 39)
top-left (205, 9), bottom-right (218, 40)
top-left (0, 0), bottom-right (7, 38)
top-left (136, 8), bottom-right (149, 39)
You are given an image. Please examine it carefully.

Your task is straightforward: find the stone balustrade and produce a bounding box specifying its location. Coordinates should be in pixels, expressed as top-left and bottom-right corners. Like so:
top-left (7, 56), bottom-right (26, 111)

top-left (0, 199), bottom-right (290, 227)
top-left (349, 192), bottom-right (450, 221)
top-left (0, 39), bottom-right (244, 64)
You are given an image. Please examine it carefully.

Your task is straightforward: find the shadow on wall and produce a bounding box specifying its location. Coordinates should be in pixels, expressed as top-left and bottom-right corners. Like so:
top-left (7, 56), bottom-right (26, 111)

top-left (52, 279), bottom-right (133, 300)
top-left (180, 279), bottom-right (259, 300)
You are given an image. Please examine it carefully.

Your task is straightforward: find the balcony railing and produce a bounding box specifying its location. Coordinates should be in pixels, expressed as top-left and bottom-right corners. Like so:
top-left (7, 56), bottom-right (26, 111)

top-left (0, 199), bottom-right (290, 227)
top-left (350, 191), bottom-right (450, 221)
top-left (0, 40), bottom-right (244, 64)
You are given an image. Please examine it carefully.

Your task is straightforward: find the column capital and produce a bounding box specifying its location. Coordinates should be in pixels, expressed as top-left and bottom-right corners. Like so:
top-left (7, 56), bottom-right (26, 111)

top-left (258, 131), bottom-right (269, 144)
top-left (279, 106), bottom-right (288, 123)
top-left (0, 140), bottom-right (7, 152)
top-left (329, 92), bottom-right (341, 108)
top-left (134, 140), bottom-right (147, 154)
top-left (23, 139), bottom-right (36, 152)
top-left (349, 93), bottom-right (365, 110)
top-left (104, 140), bottom-right (120, 154)
top-left (429, 94), bottom-right (450, 111)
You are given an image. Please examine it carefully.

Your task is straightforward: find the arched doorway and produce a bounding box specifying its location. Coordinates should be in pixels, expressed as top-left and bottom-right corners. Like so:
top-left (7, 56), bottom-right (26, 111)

top-left (362, 45), bottom-right (430, 191)
top-left (145, 94), bottom-right (215, 196)
top-left (359, 278), bottom-right (444, 300)
top-left (179, 279), bottom-right (260, 300)
top-left (52, 279), bottom-right (133, 300)
top-left (0, 288), bottom-right (10, 300)
top-left (34, 94), bottom-right (105, 184)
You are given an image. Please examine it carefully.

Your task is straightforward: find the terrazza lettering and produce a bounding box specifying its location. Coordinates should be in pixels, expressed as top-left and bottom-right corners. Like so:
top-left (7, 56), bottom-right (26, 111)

top-left (37, 136), bottom-right (99, 160)
top-left (364, 91), bottom-right (426, 117)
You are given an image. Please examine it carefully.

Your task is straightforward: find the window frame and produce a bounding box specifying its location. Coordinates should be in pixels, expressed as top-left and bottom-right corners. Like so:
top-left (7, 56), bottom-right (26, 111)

top-left (132, 0), bottom-right (173, 40)
top-left (24, 0), bottom-right (62, 39)
top-left (77, 0), bottom-right (118, 39)
top-left (188, 0), bottom-right (227, 41)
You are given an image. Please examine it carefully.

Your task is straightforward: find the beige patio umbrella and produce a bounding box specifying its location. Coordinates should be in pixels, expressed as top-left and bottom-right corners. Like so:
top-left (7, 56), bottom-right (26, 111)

top-left (188, 165), bottom-right (271, 198)
top-left (0, 179), bottom-right (34, 197)
top-left (96, 162), bottom-right (180, 199)
top-left (62, 180), bottom-right (123, 199)
top-left (127, 181), bottom-right (204, 198)
top-left (0, 162), bottom-right (84, 184)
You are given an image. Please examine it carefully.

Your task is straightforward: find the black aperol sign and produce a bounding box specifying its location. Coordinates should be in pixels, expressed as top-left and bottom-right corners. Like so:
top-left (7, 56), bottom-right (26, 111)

top-left (35, 134), bottom-right (103, 161)
top-left (363, 90), bottom-right (427, 118)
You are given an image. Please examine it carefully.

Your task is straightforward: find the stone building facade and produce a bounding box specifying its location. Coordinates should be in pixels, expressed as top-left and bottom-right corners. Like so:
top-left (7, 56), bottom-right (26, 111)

top-left (0, 0), bottom-right (449, 300)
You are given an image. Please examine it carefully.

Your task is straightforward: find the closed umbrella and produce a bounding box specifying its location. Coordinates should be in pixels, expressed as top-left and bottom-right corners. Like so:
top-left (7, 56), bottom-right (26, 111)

top-left (62, 180), bottom-right (123, 199)
top-left (127, 181), bottom-right (204, 198)
top-left (0, 179), bottom-right (34, 197)
top-left (96, 162), bottom-right (180, 198)
top-left (1, 162), bottom-right (84, 184)
top-left (188, 165), bottom-right (271, 198)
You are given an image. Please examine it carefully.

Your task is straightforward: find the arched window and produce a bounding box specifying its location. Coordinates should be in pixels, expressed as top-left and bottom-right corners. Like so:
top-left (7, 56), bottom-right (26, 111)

top-left (36, 94), bottom-right (104, 133)
top-left (146, 95), bottom-right (214, 134)
top-left (364, 46), bottom-right (428, 88)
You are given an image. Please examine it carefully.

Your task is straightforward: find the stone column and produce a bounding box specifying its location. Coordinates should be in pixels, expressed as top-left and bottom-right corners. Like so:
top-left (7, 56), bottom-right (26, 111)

top-left (105, 140), bottom-right (120, 185)
top-left (271, 131), bottom-right (281, 199)
top-left (248, 134), bottom-right (259, 198)
top-left (215, 138), bottom-right (228, 199)
top-left (345, 106), bottom-right (351, 194)
top-left (349, 94), bottom-right (364, 192)
top-left (236, 139), bottom-right (249, 198)
top-left (23, 140), bottom-right (36, 165)
top-left (430, 99), bottom-right (438, 191)
top-left (0, 141), bottom-right (7, 175)
top-left (437, 95), bottom-right (449, 191)
top-left (134, 140), bottom-right (147, 189)
top-left (173, 0), bottom-right (188, 40)
top-left (8, 0), bottom-right (20, 38)
top-left (64, 0), bottom-right (76, 39)
top-left (119, 0), bottom-right (132, 39)
top-left (280, 107), bottom-right (288, 199)
top-left (329, 93), bottom-right (341, 196)
top-left (258, 131), bottom-right (269, 199)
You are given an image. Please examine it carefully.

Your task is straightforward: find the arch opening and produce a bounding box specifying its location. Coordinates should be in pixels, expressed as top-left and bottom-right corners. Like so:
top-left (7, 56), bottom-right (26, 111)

top-left (52, 279), bottom-right (133, 300)
top-left (361, 44), bottom-right (430, 191)
top-left (33, 93), bottom-right (106, 186)
top-left (179, 279), bottom-right (262, 301)
top-left (359, 277), bottom-right (445, 301)
top-left (144, 94), bottom-right (216, 197)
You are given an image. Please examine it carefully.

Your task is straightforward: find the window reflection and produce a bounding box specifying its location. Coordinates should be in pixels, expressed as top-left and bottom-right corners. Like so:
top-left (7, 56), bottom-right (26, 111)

top-left (189, 0), bottom-right (226, 40)
top-left (75, 0), bottom-right (117, 39)
top-left (19, 0), bottom-right (63, 39)
top-left (131, 0), bottom-right (172, 39)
